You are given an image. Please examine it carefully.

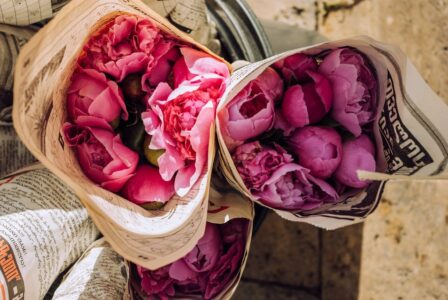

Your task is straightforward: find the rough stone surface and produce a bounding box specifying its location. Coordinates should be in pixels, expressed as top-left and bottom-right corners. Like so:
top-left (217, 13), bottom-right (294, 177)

top-left (243, 212), bottom-right (320, 289)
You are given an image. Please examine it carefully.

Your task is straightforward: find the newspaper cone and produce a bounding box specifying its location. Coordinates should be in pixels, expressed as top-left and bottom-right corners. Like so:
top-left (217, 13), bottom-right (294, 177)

top-left (13, 0), bottom-right (230, 269)
top-left (52, 238), bottom-right (128, 300)
top-left (127, 186), bottom-right (254, 300)
top-left (216, 37), bottom-right (448, 229)
top-left (0, 165), bottom-right (99, 300)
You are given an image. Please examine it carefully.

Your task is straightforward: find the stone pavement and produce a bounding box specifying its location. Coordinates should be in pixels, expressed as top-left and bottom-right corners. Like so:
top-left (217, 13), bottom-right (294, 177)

top-left (233, 1), bottom-right (448, 299)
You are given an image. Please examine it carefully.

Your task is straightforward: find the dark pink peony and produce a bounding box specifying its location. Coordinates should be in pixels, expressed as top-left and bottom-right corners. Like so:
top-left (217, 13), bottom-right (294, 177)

top-left (335, 135), bottom-right (376, 188)
top-left (254, 163), bottom-right (339, 211)
top-left (281, 71), bottom-right (333, 128)
top-left (62, 122), bottom-right (139, 192)
top-left (319, 48), bottom-right (377, 136)
top-left (273, 53), bottom-right (317, 84)
top-left (135, 219), bottom-right (248, 299)
top-left (288, 126), bottom-right (342, 179)
top-left (67, 68), bottom-right (128, 128)
top-left (121, 165), bottom-right (175, 205)
top-left (232, 141), bottom-right (293, 191)
top-left (137, 265), bottom-right (175, 300)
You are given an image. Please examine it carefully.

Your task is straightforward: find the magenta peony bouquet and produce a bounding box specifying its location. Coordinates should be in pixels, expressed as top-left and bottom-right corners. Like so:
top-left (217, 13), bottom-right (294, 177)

top-left (62, 15), bottom-right (229, 208)
top-left (131, 219), bottom-right (249, 300)
top-left (218, 48), bottom-right (378, 213)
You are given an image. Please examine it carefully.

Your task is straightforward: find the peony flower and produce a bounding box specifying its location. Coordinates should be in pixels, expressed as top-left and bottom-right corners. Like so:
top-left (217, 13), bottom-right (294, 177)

top-left (204, 219), bottom-right (247, 300)
top-left (104, 15), bottom-right (137, 60)
top-left (288, 126), bottom-right (342, 179)
top-left (121, 165), bottom-right (175, 205)
top-left (137, 265), bottom-right (175, 300)
top-left (134, 220), bottom-right (247, 299)
top-left (142, 50), bottom-right (229, 197)
top-left (319, 48), bottom-right (377, 136)
top-left (273, 53), bottom-right (317, 84)
top-left (62, 122), bottom-right (139, 192)
top-left (142, 83), bottom-right (216, 197)
top-left (133, 18), bottom-right (160, 54)
top-left (281, 71), bottom-right (333, 128)
top-left (172, 47), bottom-right (229, 94)
top-left (232, 141), bottom-right (293, 191)
top-left (219, 67), bottom-right (283, 149)
top-left (67, 68), bottom-right (128, 129)
top-left (183, 223), bottom-right (221, 272)
top-left (254, 163), bottom-right (339, 211)
top-left (334, 135), bottom-right (376, 188)
top-left (100, 52), bottom-right (149, 82)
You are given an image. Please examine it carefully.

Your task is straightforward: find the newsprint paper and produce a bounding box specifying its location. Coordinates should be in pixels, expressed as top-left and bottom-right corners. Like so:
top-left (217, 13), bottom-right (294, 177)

top-left (0, 165), bottom-right (99, 300)
top-left (52, 238), bottom-right (127, 300)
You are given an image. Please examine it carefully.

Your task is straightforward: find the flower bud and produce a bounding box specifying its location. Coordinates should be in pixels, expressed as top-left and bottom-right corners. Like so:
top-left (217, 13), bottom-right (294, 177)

top-left (334, 135), bottom-right (376, 188)
top-left (288, 126), bottom-right (342, 179)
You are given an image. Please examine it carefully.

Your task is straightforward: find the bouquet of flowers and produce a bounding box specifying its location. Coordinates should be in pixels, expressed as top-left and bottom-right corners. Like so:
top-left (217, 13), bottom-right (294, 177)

top-left (62, 14), bottom-right (229, 208)
top-left (218, 47), bottom-right (378, 214)
top-left (217, 38), bottom-right (448, 228)
top-left (11, 0), bottom-right (231, 269)
top-left (131, 219), bottom-right (249, 299)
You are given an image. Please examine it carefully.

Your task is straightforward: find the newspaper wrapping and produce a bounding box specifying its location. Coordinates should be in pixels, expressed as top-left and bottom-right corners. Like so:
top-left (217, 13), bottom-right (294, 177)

top-left (0, 126), bottom-right (36, 178)
top-left (216, 37), bottom-right (448, 229)
top-left (51, 238), bottom-right (127, 300)
top-left (0, 0), bottom-right (218, 51)
top-left (12, 0), bottom-right (230, 270)
top-left (127, 185), bottom-right (254, 300)
top-left (0, 24), bottom-right (37, 126)
top-left (0, 165), bottom-right (99, 300)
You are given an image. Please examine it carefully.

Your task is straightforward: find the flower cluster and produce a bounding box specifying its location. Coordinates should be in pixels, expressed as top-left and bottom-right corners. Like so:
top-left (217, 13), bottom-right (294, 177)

top-left (63, 15), bottom-right (229, 207)
top-left (219, 48), bottom-right (378, 212)
top-left (134, 219), bottom-right (248, 299)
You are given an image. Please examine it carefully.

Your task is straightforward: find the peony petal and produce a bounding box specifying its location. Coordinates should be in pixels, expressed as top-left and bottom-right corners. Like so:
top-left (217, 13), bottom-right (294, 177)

top-left (281, 85), bottom-right (309, 127)
top-left (121, 165), bottom-right (175, 204)
top-left (169, 260), bottom-right (198, 281)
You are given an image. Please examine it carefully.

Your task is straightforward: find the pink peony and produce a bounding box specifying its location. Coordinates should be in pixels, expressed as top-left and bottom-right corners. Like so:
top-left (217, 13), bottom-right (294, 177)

top-left (335, 135), bottom-right (376, 188)
top-left (219, 67), bottom-right (283, 149)
top-left (121, 165), bottom-right (175, 205)
top-left (172, 48), bottom-right (230, 93)
top-left (288, 126), bottom-right (342, 179)
top-left (62, 122), bottom-right (139, 192)
top-left (67, 68), bottom-right (128, 128)
top-left (232, 141), bottom-right (293, 191)
top-left (254, 163), bottom-right (339, 211)
top-left (142, 50), bottom-right (229, 197)
top-left (273, 53), bottom-right (317, 84)
top-left (319, 48), bottom-right (377, 136)
top-left (281, 71), bottom-right (333, 128)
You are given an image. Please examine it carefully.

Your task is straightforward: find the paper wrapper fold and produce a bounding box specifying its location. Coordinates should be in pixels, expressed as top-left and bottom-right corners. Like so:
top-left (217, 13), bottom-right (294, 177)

top-left (12, 0), bottom-right (229, 269)
top-left (216, 36), bottom-right (448, 229)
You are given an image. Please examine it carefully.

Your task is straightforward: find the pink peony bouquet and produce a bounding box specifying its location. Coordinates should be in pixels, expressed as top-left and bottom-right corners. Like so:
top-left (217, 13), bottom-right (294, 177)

top-left (131, 219), bottom-right (249, 300)
top-left (63, 15), bottom-right (229, 208)
top-left (218, 48), bottom-right (378, 213)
